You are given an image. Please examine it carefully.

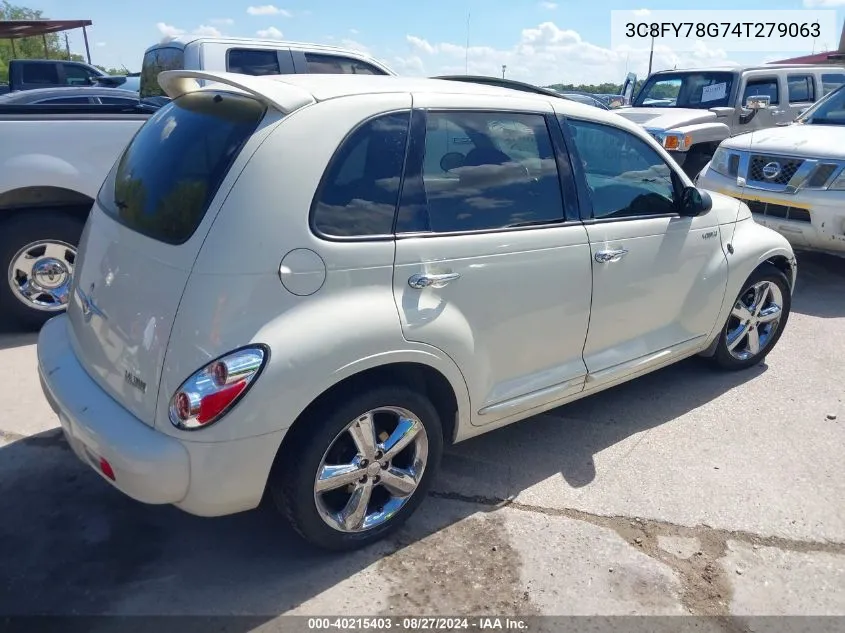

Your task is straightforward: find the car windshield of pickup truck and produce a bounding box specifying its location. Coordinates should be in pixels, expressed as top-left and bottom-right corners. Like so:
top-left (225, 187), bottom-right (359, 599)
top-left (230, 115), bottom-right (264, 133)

top-left (633, 71), bottom-right (735, 109)
top-left (96, 90), bottom-right (266, 244)
top-left (796, 84), bottom-right (845, 125)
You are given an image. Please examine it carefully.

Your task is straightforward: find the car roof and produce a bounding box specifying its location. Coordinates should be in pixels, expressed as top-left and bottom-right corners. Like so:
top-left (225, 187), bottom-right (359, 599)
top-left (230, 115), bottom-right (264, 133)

top-left (0, 86), bottom-right (140, 102)
top-left (651, 64), bottom-right (845, 74)
top-left (145, 37), bottom-right (387, 62)
top-left (160, 71), bottom-right (642, 134)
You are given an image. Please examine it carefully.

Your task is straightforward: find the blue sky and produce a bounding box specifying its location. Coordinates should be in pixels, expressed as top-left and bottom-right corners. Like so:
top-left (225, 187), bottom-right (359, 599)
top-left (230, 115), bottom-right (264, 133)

top-left (33, 0), bottom-right (845, 85)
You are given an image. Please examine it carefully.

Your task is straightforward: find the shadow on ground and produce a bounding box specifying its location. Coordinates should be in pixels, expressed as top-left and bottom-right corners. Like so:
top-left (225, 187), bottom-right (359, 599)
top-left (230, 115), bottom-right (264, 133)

top-left (791, 251), bottom-right (845, 319)
top-left (0, 321), bottom-right (37, 351)
top-left (0, 356), bottom-right (762, 619)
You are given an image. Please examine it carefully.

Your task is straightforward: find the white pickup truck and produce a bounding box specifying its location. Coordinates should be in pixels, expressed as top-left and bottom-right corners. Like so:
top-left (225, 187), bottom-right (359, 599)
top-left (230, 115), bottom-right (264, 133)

top-left (1, 38), bottom-right (396, 330)
top-left (0, 103), bottom-right (155, 329)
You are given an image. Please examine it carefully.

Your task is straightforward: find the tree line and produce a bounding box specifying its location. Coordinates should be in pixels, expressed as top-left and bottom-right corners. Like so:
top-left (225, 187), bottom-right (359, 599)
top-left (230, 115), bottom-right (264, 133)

top-left (0, 1), bottom-right (127, 83)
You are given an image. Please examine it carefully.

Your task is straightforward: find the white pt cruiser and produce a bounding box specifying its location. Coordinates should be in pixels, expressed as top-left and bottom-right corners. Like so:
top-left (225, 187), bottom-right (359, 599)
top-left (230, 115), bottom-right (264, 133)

top-left (38, 71), bottom-right (797, 551)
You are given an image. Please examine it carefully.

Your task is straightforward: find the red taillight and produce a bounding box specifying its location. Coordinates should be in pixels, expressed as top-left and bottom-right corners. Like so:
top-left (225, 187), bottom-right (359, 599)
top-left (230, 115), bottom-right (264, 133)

top-left (197, 381), bottom-right (247, 424)
top-left (99, 457), bottom-right (115, 481)
top-left (168, 346), bottom-right (268, 430)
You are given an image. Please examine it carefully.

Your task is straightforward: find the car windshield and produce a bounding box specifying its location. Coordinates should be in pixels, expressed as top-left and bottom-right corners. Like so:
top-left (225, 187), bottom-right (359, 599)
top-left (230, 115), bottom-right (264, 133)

top-left (796, 84), bottom-right (845, 125)
top-left (633, 71), bottom-right (736, 108)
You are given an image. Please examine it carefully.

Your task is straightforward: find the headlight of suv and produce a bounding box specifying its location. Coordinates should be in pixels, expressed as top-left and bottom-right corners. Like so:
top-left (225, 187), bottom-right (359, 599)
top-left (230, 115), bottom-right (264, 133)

top-left (708, 147), bottom-right (732, 177)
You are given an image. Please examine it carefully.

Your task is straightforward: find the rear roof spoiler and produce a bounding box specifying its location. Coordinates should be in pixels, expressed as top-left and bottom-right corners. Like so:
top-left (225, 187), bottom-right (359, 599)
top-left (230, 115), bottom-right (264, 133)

top-left (157, 70), bottom-right (316, 114)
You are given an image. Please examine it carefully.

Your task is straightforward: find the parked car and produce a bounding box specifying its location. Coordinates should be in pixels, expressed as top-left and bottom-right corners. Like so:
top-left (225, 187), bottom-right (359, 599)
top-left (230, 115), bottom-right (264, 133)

top-left (0, 86), bottom-right (142, 106)
top-left (0, 39), bottom-right (393, 330)
top-left (5, 59), bottom-right (108, 92)
top-left (140, 37), bottom-right (396, 98)
top-left (38, 71), bottom-right (797, 551)
top-left (0, 99), bottom-right (162, 328)
top-left (697, 82), bottom-right (845, 257)
top-left (615, 65), bottom-right (845, 178)
top-left (94, 73), bottom-right (141, 93)
top-left (434, 76), bottom-right (610, 109)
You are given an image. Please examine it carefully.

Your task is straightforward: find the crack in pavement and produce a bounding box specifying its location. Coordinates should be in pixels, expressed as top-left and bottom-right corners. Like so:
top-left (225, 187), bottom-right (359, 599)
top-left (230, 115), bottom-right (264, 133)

top-left (429, 489), bottom-right (845, 619)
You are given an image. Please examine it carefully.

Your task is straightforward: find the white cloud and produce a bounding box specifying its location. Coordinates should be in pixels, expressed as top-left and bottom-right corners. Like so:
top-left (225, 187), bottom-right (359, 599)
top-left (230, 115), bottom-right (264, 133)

top-left (156, 21), bottom-right (223, 43)
top-left (210, 18), bottom-right (234, 25)
top-left (633, 8), bottom-right (651, 16)
top-left (256, 26), bottom-right (284, 39)
top-left (539, 1), bottom-right (558, 8)
top-left (247, 5), bottom-right (291, 16)
top-left (349, 28), bottom-right (359, 35)
top-left (803, 0), bottom-right (845, 6)
top-left (404, 21), bottom-right (737, 85)
top-left (194, 24), bottom-right (222, 37)
top-left (340, 39), bottom-right (372, 55)
top-left (406, 35), bottom-right (437, 55)
top-left (156, 22), bottom-right (184, 42)
top-left (96, 41), bottom-right (106, 47)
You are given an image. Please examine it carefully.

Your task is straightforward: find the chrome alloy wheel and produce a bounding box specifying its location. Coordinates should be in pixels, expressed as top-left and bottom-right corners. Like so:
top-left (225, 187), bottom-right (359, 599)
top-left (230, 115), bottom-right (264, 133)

top-left (7, 240), bottom-right (76, 312)
top-left (314, 406), bottom-right (429, 533)
top-left (725, 280), bottom-right (784, 361)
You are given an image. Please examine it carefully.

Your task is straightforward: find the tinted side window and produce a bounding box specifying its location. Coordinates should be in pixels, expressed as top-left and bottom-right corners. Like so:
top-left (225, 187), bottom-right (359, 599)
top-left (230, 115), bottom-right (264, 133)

top-left (41, 96), bottom-right (92, 104)
top-left (822, 73), bottom-right (845, 95)
top-left (140, 47), bottom-right (185, 98)
top-left (100, 96), bottom-right (140, 105)
top-left (417, 111), bottom-right (564, 233)
top-left (312, 111), bottom-right (410, 237)
top-left (304, 53), bottom-right (385, 75)
top-left (63, 64), bottom-right (97, 86)
top-left (97, 91), bottom-right (266, 244)
top-left (788, 75), bottom-right (815, 103)
top-left (227, 49), bottom-right (282, 76)
top-left (567, 120), bottom-right (677, 220)
top-left (743, 77), bottom-right (779, 105)
top-left (22, 63), bottom-right (59, 85)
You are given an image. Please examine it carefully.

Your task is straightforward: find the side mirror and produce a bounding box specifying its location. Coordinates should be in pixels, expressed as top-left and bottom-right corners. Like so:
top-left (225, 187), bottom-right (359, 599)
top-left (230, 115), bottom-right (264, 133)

top-left (744, 95), bottom-right (771, 110)
top-left (679, 186), bottom-right (712, 217)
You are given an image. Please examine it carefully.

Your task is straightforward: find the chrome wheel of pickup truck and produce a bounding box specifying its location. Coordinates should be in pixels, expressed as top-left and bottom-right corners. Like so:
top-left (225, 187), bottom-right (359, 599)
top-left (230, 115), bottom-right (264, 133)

top-left (8, 239), bottom-right (76, 313)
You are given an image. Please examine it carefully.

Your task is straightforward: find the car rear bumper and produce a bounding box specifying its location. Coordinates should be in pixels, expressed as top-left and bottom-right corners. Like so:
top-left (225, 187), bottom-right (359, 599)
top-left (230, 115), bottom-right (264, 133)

top-left (37, 315), bottom-right (279, 516)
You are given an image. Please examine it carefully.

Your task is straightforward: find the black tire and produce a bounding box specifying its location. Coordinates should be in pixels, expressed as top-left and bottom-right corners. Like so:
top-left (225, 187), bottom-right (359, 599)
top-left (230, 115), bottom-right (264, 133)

top-left (269, 385), bottom-right (444, 551)
top-left (0, 211), bottom-right (85, 331)
top-left (711, 263), bottom-right (791, 371)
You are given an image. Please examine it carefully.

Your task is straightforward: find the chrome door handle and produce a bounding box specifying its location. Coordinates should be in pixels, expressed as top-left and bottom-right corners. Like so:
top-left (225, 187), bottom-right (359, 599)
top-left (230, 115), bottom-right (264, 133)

top-left (408, 272), bottom-right (461, 289)
top-left (594, 249), bottom-right (629, 263)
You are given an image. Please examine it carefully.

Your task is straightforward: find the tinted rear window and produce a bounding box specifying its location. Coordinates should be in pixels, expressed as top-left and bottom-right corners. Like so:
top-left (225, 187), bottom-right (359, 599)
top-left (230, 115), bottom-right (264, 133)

top-left (140, 47), bottom-right (185, 98)
top-left (97, 91), bottom-right (266, 245)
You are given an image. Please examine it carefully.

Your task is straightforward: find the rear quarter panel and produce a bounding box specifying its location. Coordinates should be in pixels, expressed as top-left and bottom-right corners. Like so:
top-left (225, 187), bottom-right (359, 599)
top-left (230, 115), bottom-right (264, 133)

top-left (158, 93), bottom-right (471, 445)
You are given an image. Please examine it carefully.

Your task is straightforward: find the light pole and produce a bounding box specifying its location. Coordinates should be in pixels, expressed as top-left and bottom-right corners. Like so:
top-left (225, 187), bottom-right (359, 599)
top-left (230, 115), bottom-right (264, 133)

top-left (647, 35), bottom-right (654, 78)
top-left (502, 64), bottom-right (507, 79)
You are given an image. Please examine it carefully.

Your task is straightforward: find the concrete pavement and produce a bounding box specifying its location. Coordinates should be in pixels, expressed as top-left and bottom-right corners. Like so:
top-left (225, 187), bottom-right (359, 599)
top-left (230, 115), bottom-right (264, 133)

top-left (0, 252), bottom-right (843, 620)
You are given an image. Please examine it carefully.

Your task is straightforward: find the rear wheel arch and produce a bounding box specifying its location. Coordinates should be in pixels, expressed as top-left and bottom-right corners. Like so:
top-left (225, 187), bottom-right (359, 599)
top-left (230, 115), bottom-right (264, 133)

top-left (0, 186), bottom-right (93, 218)
top-left (274, 361), bottom-right (461, 464)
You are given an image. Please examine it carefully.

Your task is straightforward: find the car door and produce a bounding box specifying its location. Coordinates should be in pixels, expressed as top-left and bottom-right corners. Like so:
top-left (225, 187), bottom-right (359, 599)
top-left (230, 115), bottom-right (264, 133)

top-left (738, 73), bottom-right (789, 131)
top-left (392, 96), bottom-right (593, 426)
top-left (785, 73), bottom-right (817, 123)
top-left (562, 116), bottom-right (728, 387)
